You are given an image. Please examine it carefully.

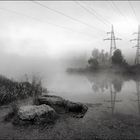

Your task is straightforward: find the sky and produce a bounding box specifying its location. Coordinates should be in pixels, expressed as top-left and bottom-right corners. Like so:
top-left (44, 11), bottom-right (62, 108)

top-left (0, 1), bottom-right (140, 77)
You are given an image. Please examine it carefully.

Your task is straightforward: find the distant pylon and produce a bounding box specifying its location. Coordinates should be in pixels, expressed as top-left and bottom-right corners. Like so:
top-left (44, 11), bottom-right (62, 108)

top-left (130, 25), bottom-right (140, 65)
top-left (104, 25), bottom-right (122, 59)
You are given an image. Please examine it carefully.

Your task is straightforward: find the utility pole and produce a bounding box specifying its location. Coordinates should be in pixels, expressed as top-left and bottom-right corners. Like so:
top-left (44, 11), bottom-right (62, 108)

top-left (104, 25), bottom-right (122, 59)
top-left (130, 25), bottom-right (140, 65)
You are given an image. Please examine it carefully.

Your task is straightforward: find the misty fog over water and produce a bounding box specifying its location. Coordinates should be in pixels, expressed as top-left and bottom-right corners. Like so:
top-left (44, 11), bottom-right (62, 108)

top-left (0, 1), bottom-right (139, 81)
top-left (0, 41), bottom-right (139, 118)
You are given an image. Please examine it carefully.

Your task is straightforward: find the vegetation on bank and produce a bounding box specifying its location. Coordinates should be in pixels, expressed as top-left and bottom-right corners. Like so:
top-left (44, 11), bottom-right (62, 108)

top-left (0, 75), bottom-right (47, 106)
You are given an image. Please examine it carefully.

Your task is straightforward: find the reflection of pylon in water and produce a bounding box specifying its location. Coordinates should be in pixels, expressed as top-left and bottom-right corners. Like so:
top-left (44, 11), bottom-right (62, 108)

top-left (130, 81), bottom-right (140, 115)
top-left (104, 25), bottom-right (122, 64)
top-left (104, 83), bottom-right (122, 115)
top-left (136, 81), bottom-right (140, 114)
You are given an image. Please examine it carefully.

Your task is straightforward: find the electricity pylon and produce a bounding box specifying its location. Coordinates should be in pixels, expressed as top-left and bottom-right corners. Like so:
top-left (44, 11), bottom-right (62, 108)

top-left (130, 25), bottom-right (140, 65)
top-left (104, 25), bottom-right (122, 59)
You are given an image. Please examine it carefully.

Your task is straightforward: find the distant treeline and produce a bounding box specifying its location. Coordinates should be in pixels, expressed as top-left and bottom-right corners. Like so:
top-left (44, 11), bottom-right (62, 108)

top-left (67, 48), bottom-right (140, 75)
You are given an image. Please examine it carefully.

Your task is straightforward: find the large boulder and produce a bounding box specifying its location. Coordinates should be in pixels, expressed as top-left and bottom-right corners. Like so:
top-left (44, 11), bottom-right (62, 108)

top-left (37, 95), bottom-right (88, 117)
top-left (38, 95), bottom-right (66, 106)
top-left (66, 101), bottom-right (88, 114)
top-left (13, 104), bottom-right (58, 125)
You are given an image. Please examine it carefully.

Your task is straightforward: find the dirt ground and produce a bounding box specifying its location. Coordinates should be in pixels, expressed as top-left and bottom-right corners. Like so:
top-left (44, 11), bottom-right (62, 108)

top-left (0, 103), bottom-right (140, 140)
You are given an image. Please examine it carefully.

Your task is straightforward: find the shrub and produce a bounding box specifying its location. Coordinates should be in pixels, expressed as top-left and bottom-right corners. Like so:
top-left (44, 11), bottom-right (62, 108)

top-left (0, 74), bottom-right (46, 105)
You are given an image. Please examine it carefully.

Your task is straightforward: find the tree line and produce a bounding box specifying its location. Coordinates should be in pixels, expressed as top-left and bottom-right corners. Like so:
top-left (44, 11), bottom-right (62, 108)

top-left (88, 48), bottom-right (128, 69)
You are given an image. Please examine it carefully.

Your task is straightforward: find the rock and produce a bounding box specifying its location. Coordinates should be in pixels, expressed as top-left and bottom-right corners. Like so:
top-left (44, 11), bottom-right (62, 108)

top-left (65, 101), bottom-right (88, 118)
top-left (18, 104), bottom-right (54, 120)
top-left (66, 101), bottom-right (88, 113)
top-left (38, 95), bottom-right (66, 106)
top-left (13, 104), bottom-right (58, 125)
top-left (37, 95), bottom-right (88, 117)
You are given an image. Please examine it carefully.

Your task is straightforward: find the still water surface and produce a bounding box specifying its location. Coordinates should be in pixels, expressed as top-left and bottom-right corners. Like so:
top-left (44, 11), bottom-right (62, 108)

top-left (46, 71), bottom-right (140, 117)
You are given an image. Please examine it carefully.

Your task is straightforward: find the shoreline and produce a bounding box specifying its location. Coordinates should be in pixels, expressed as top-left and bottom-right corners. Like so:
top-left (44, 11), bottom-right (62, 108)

top-left (0, 101), bottom-right (140, 139)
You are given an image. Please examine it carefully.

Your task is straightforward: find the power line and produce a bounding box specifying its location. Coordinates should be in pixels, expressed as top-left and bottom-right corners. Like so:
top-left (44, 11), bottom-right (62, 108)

top-left (83, 1), bottom-right (127, 39)
top-left (110, 1), bottom-right (132, 26)
top-left (108, 1), bottom-right (133, 39)
top-left (75, 1), bottom-right (110, 27)
top-left (85, 2), bottom-right (112, 25)
top-left (75, 1), bottom-right (129, 39)
top-left (111, 1), bottom-right (127, 21)
top-left (32, 0), bottom-right (106, 33)
top-left (32, 0), bottom-right (127, 40)
top-left (0, 6), bottom-right (98, 39)
top-left (74, 1), bottom-right (128, 40)
top-left (75, 1), bottom-right (126, 39)
top-left (128, 0), bottom-right (139, 23)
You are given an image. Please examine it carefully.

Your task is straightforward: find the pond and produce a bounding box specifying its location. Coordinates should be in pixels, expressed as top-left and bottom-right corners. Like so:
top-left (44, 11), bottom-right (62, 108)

top-left (46, 71), bottom-right (140, 117)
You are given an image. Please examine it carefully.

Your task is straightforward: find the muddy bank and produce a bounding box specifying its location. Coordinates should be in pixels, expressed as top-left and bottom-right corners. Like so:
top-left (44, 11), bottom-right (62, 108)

top-left (1, 101), bottom-right (140, 139)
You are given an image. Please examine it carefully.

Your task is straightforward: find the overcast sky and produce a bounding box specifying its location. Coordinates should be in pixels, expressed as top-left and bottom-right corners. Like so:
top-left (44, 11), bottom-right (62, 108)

top-left (0, 1), bottom-right (140, 78)
top-left (0, 1), bottom-right (140, 59)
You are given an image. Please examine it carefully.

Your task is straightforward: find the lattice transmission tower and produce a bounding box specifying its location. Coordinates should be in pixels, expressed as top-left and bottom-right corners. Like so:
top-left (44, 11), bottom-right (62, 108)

top-left (130, 25), bottom-right (140, 65)
top-left (104, 25), bottom-right (122, 60)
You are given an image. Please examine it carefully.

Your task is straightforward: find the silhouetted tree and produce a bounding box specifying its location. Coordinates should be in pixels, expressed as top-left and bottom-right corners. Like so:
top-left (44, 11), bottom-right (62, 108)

top-left (111, 49), bottom-right (127, 66)
top-left (90, 48), bottom-right (110, 66)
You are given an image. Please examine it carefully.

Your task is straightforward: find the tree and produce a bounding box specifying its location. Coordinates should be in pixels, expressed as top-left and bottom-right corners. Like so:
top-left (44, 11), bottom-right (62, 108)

top-left (88, 57), bottom-right (99, 69)
top-left (111, 49), bottom-right (127, 66)
top-left (92, 48), bottom-right (99, 59)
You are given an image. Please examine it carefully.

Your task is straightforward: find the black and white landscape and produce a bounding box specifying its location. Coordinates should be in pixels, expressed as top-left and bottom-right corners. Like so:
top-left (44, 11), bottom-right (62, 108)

top-left (0, 1), bottom-right (140, 140)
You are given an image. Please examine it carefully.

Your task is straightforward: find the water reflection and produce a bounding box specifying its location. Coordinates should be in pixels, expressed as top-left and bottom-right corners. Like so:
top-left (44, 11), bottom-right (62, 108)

top-left (49, 71), bottom-right (140, 117)
top-left (89, 74), bottom-right (109, 93)
top-left (136, 81), bottom-right (140, 115)
top-left (131, 80), bottom-right (140, 115)
top-left (85, 73), bottom-right (140, 116)
top-left (86, 73), bottom-right (124, 94)
top-left (104, 83), bottom-right (122, 115)
top-left (106, 76), bottom-right (123, 115)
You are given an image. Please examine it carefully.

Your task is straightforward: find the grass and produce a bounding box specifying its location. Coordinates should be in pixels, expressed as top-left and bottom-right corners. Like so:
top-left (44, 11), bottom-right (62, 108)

top-left (2, 74), bottom-right (49, 124)
top-left (0, 74), bottom-right (47, 105)
top-left (4, 101), bottom-right (19, 122)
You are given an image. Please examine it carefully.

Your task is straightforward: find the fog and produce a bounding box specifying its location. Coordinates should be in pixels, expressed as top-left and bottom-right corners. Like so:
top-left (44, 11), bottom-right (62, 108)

top-left (0, 1), bottom-right (139, 80)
